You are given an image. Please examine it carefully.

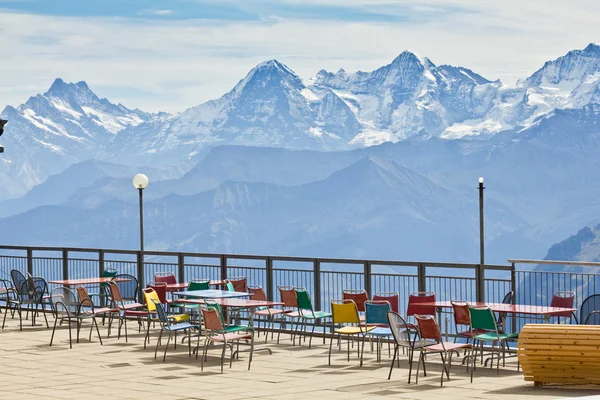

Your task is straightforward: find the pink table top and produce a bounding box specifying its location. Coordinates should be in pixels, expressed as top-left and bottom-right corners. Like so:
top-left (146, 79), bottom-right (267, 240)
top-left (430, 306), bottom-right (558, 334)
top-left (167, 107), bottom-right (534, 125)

top-left (413, 301), bottom-right (577, 316)
top-left (176, 298), bottom-right (283, 308)
top-left (48, 277), bottom-right (129, 286)
top-left (164, 280), bottom-right (223, 291)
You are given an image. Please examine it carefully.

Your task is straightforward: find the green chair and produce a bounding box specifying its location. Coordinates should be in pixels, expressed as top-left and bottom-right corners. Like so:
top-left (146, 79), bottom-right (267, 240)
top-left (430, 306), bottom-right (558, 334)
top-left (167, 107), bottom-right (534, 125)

top-left (469, 305), bottom-right (519, 382)
top-left (179, 280), bottom-right (211, 319)
top-left (294, 287), bottom-right (331, 348)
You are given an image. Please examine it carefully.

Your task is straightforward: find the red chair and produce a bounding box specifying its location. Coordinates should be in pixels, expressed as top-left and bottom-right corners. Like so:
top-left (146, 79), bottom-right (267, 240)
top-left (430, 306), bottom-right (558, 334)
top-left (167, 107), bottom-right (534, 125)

top-left (342, 289), bottom-right (369, 312)
top-left (228, 276), bottom-right (247, 293)
top-left (550, 291), bottom-right (577, 323)
top-left (147, 282), bottom-right (169, 304)
top-left (406, 292), bottom-right (436, 330)
top-left (248, 285), bottom-right (288, 343)
top-left (154, 272), bottom-right (176, 285)
top-left (277, 286), bottom-right (300, 344)
top-left (414, 314), bottom-right (472, 386)
top-left (450, 301), bottom-right (488, 344)
top-left (373, 292), bottom-right (399, 313)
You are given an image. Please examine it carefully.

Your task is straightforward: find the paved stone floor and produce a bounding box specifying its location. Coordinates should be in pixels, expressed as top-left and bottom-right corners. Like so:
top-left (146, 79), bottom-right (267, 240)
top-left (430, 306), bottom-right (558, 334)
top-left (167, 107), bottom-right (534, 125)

top-left (1, 314), bottom-right (599, 399)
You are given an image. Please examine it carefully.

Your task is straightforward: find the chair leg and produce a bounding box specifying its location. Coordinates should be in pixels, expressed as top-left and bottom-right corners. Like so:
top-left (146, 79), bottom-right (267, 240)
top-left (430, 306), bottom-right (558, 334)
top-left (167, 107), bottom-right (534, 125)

top-left (94, 317), bottom-right (103, 345)
top-left (388, 345), bottom-right (398, 380)
top-left (68, 318), bottom-right (73, 349)
top-left (248, 333), bottom-right (254, 370)
top-left (360, 334), bottom-right (366, 367)
top-left (154, 330), bottom-right (163, 359)
top-left (308, 322), bottom-right (316, 349)
top-left (163, 331), bottom-right (172, 362)
top-left (328, 332), bottom-right (334, 365)
top-left (415, 349), bottom-right (424, 384)
top-left (221, 342), bottom-right (227, 373)
top-left (49, 316), bottom-right (59, 346)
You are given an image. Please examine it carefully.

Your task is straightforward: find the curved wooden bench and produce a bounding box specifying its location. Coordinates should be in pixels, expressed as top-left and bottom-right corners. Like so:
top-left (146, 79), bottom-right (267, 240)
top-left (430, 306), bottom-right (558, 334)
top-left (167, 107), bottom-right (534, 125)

top-left (517, 324), bottom-right (600, 386)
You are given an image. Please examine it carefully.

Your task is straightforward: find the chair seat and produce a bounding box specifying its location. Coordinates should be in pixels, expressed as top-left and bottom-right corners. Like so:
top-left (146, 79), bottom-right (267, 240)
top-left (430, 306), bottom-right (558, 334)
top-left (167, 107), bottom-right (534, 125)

top-left (475, 331), bottom-right (519, 341)
top-left (255, 308), bottom-right (285, 317)
top-left (164, 322), bottom-right (196, 331)
top-left (457, 328), bottom-right (490, 338)
top-left (425, 342), bottom-right (472, 352)
top-left (120, 302), bottom-right (144, 310)
top-left (335, 326), bottom-right (375, 335)
top-left (81, 307), bottom-right (115, 315)
top-left (210, 332), bottom-right (253, 342)
top-left (123, 310), bottom-right (149, 317)
top-left (224, 325), bottom-right (253, 333)
top-left (369, 327), bottom-right (392, 337)
top-left (284, 311), bottom-right (300, 318)
top-left (300, 311), bottom-right (331, 319)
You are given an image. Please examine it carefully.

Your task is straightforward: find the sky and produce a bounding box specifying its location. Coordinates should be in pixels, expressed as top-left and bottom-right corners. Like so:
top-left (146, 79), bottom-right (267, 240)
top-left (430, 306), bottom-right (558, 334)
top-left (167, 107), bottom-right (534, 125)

top-left (0, 0), bottom-right (598, 113)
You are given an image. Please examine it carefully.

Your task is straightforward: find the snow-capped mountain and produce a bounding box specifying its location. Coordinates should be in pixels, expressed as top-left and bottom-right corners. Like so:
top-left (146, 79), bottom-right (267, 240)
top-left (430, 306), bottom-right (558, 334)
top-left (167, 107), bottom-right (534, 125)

top-left (314, 51), bottom-right (499, 143)
top-left (0, 79), bottom-right (167, 199)
top-left (109, 60), bottom-right (362, 164)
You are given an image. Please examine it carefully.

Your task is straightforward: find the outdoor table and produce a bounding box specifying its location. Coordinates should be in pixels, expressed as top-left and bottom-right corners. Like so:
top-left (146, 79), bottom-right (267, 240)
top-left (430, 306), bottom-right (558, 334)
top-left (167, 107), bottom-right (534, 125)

top-left (48, 277), bottom-right (129, 286)
top-left (413, 301), bottom-right (578, 324)
top-left (163, 280), bottom-right (224, 292)
top-left (172, 289), bottom-right (249, 299)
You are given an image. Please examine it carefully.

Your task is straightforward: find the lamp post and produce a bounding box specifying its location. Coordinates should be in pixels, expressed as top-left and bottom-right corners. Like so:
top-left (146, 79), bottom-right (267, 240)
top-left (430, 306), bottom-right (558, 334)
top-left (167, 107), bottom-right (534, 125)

top-left (133, 174), bottom-right (149, 251)
top-left (478, 177), bottom-right (485, 267)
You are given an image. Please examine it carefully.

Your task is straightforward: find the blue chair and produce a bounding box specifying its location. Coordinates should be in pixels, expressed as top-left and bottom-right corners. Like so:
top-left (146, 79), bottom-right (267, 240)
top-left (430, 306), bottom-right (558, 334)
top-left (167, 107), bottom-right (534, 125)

top-left (153, 300), bottom-right (198, 362)
top-left (365, 300), bottom-right (393, 362)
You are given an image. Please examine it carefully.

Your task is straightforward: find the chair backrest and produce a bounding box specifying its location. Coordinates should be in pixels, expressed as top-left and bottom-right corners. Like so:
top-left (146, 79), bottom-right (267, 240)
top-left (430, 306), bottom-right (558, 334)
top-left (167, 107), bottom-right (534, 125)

top-left (223, 280), bottom-right (235, 292)
top-left (342, 290), bottom-right (369, 312)
top-left (387, 312), bottom-right (412, 347)
top-left (113, 274), bottom-right (139, 302)
top-left (100, 268), bottom-right (118, 290)
top-left (154, 272), bottom-right (176, 285)
top-left (365, 300), bottom-right (391, 326)
top-left (153, 300), bottom-right (170, 325)
top-left (228, 276), bottom-right (247, 292)
top-left (107, 281), bottom-right (124, 304)
top-left (373, 292), bottom-right (399, 313)
top-left (415, 314), bottom-right (442, 342)
top-left (147, 282), bottom-right (168, 304)
top-left (10, 269), bottom-right (28, 296)
top-left (51, 286), bottom-right (79, 315)
top-left (451, 301), bottom-right (470, 326)
top-left (28, 277), bottom-right (48, 303)
top-left (469, 306), bottom-right (498, 332)
top-left (331, 299), bottom-right (359, 324)
top-left (407, 292), bottom-right (436, 317)
top-left (201, 306), bottom-right (225, 331)
top-left (143, 288), bottom-right (160, 313)
top-left (295, 288), bottom-right (314, 311)
top-left (278, 286), bottom-right (297, 308)
top-left (188, 279), bottom-right (210, 291)
top-left (581, 294), bottom-right (600, 325)
top-left (551, 291), bottom-right (576, 317)
top-left (501, 291), bottom-right (514, 305)
top-left (248, 285), bottom-right (267, 301)
top-left (75, 286), bottom-right (92, 304)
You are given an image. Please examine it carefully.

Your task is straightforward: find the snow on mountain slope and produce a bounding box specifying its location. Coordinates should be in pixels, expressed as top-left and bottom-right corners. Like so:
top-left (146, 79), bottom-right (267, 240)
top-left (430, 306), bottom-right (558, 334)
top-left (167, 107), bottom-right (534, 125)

top-left (0, 79), bottom-right (167, 200)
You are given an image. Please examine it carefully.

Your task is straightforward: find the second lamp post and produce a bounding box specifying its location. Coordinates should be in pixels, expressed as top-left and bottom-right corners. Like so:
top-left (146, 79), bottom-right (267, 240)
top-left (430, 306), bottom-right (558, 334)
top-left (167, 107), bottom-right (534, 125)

top-left (133, 174), bottom-right (149, 251)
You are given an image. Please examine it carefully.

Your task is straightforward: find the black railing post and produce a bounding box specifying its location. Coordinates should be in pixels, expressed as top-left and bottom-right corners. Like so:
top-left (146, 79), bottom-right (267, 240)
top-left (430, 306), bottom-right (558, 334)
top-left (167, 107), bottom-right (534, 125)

top-left (137, 251), bottom-right (145, 303)
top-left (99, 250), bottom-right (105, 277)
top-left (511, 262), bottom-right (517, 333)
top-left (476, 264), bottom-right (484, 302)
top-left (266, 257), bottom-right (274, 301)
top-left (364, 261), bottom-right (372, 295)
top-left (26, 248), bottom-right (33, 276)
top-left (62, 249), bottom-right (69, 281)
top-left (417, 263), bottom-right (426, 292)
top-left (220, 255), bottom-right (227, 281)
top-left (314, 259), bottom-right (321, 311)
top-left (178, 253), bottom-right (185, 283)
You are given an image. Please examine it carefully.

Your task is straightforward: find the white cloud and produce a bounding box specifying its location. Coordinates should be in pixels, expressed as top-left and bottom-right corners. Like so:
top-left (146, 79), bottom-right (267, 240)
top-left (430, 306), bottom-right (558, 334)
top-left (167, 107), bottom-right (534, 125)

top-left (138, 9), bottom-right (173, 16)
top-left (0, 1), bottom-right (599, 113)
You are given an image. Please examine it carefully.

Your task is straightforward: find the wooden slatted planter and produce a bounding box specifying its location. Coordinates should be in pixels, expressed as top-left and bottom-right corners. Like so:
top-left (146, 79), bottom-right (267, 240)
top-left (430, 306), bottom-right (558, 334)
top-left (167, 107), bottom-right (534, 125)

top-left (517, 324), bottom-right (600, 386)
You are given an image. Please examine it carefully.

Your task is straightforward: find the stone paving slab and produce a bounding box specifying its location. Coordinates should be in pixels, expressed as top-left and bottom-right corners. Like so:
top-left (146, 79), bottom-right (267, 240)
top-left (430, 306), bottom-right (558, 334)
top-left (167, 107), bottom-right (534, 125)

top-left (0, 315), bottom-right (599, 399)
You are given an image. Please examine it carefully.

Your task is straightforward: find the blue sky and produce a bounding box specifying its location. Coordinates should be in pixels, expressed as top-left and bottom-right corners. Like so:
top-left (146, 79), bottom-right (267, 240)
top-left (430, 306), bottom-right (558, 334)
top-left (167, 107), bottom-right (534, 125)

top-left (0, 1), bottom-right (598, 112)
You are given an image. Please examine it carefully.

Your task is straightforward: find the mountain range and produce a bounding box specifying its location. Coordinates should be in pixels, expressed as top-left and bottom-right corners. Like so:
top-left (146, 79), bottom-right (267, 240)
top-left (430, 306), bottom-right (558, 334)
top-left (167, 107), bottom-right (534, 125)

top-left (3, 44), bottom-right (600, 264)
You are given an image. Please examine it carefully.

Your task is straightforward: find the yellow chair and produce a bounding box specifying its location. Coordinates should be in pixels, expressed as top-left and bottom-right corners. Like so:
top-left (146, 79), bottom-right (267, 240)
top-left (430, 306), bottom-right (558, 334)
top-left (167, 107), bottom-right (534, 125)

top-left (329, 299), bottom-right (375, 366)
top-left (142, 288), bottom-right (190, 349)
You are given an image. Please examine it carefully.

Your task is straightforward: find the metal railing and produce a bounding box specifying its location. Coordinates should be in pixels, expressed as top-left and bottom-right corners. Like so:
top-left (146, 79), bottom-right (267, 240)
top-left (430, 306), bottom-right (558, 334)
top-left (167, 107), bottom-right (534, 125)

top-left (1, 245), bottom-right (599, 335)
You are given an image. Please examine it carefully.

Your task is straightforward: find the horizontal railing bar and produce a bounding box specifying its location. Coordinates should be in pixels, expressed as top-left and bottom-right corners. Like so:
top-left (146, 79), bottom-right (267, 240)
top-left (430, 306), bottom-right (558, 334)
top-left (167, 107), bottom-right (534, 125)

top-left (509, 259), bottom-right (600, 267)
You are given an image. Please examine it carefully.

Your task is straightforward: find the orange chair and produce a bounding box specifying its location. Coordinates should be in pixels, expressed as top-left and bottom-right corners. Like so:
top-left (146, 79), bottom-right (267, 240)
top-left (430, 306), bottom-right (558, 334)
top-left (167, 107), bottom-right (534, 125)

top-left (248, 285), bottom-right (287, 343)
top-left (277, 286), bottom-right (300, 344)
